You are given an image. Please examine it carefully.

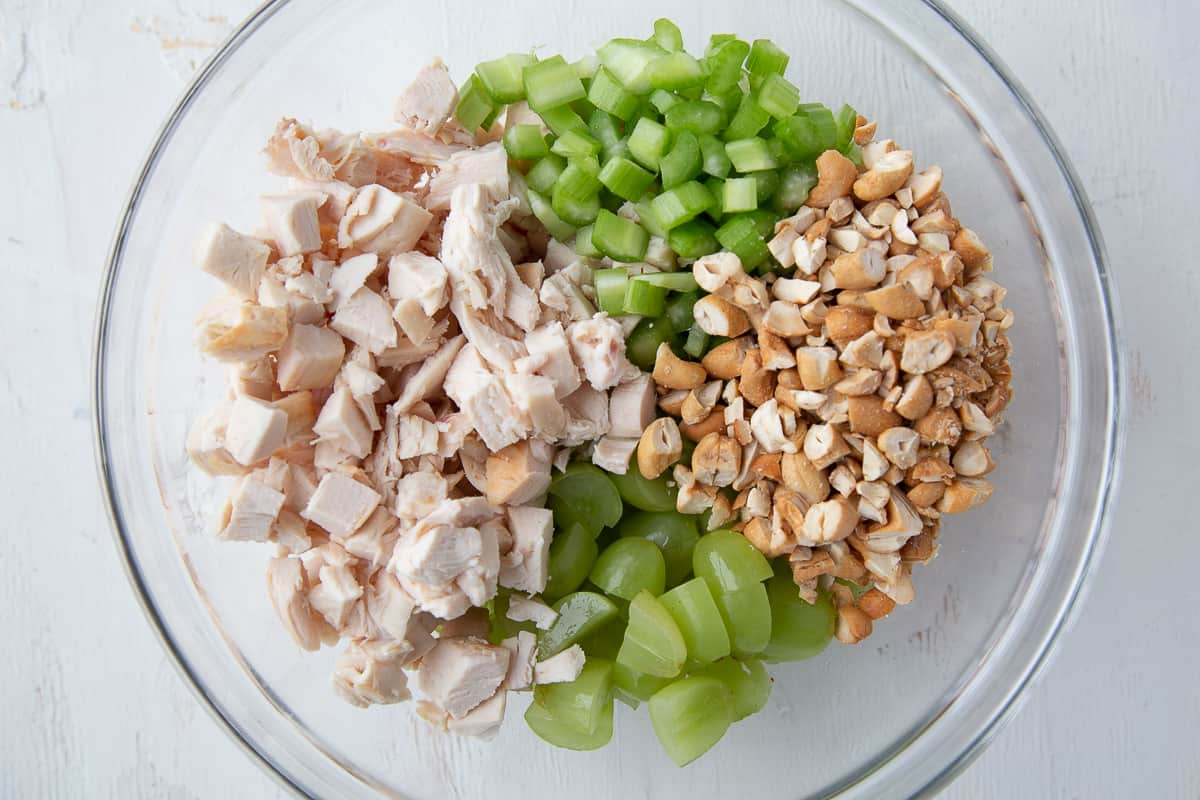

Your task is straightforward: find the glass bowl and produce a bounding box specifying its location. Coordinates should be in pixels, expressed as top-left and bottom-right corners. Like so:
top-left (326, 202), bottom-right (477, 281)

top-left (92, 0), bottom-right (1121, 797)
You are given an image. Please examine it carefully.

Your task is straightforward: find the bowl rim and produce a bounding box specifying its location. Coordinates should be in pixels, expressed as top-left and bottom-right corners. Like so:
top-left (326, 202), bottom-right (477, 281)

top-left (91, 0), bottom-right (1123, 797)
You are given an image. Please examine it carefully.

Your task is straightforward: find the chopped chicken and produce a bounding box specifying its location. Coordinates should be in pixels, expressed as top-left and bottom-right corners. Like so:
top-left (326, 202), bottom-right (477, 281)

top-left (224, 395), bottom-right (288, 466)
top-left (443, 344), bottom-right (528, 451)
top-left (500, 505), bottom-right (553, 594)
top-left (260, 192), bottom-right (324, 256)
top-left (534, 645), bottom-right (586, 685)
top-left (516, 321), bottom-right (581, 399)
top-left (387, 252), bottom-right (449, 316)
top-left (265, 555), bottom-right (331, 651)
top-left (331, 287), bottom-right (399, 354)
top-left (415, 636), bottom-right (511, 719)
top-left (313, 388), bottom-right (373, 458)
top-left (504, 373), bottom-right (566, 439)
top-left (195, 300), bottom-right (289, 362)
top-left (506, 593), bottom-right (557, 630)
top-left (446, 688), bottom-right (507, 740)
top-left (568, 315), bottom-right (634, 391)
top-left (365, 571), bottom-right (435, 658)
top-left (257, 274), bottom-right (325, 326)
top-left (187, 404), bottom-right (245, 476)
top-left (485, 440), bottom-right (553, 507)
top-left (395, 414), bottom-right (440, 458)
top-left (561, 385), bottom-right (612, 447)
top-left (265, 118), bottom-right (337, 182)
top-left (592, 436), bottom-right (639, 475)
top-left (329, 253), bottom-right (379, 308)
top-left (426, 142), bottom-right (510, 211)
top-left (608, 373), bottom-right (656, 438)
top-left (220, 475), bottom-right (285, 542)
top-left (391, 335), bottom-right (465, 413)
top-left (393, 59), bottom-right (458, 136)
top-left (339, 506), bottom-right (397, 567)
top-left (393, 471), bottom-right (451, 520)
top-left (196, 222), bottom-right (271, 298)
top-left (539, 272), bottom-right (596, 322)
top-left (333, 640), bottom-right (413, 707)
top-left (308, 558), bottom-right (363, 629)
top-left (500, 631), bottom-right (538, 691)
top-left (276, 324), bottom-right (346, 391)
top-left (338, 184), bottom-right (433, 254)
top-left (302, 471), bottom-right (381, 538)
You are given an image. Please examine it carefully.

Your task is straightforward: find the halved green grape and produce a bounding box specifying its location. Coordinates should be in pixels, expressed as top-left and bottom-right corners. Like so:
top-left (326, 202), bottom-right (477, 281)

top-left (590, 538), bottom-right (667, 600)
top-left (543, 523), bottom-right (600, 602)
top-left (547, 463), bottom-right (623, 535)
top-left (486, 589), bottom-right (536, 644)
top-left (533, 657), bottom-right (615, 735)
top-left (658, 577), bottom-right (731, 664)
top-left (624, 316), bottom-right (676, 371)
top-left (577, 615), bottom-right (626, 660)
top-left (710, 583), bottom-right (772, 659)
top-left (539, 591), bottom-right (620, 658)
top-left (616, 590), bottom-right (687, 677)
top-left (607, 465), bottom-right (678, 512)
top-left (692, 529), bottom-right (774, 592)
top-left (525, 698), bottom-right (614, 751)
top-left (618, 511), bottom-right (700, 587)
top-left (614, 660), bottom-right (672, 702)
top-left (762, 564), bottom-right (836, 663)
top-left (694, 657), bottom-right (771, 721)
top-left (648, 676), bottom-right (734, 766)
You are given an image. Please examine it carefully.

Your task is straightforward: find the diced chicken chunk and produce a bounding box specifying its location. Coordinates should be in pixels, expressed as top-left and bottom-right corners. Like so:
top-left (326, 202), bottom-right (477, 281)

top-left (504, 372), bottom-right (566, 440)
top-left (516, 321), bottom-right (581, 399)
top-left (224, 395), bottom-right (288, 466)
top-left (329, 253), bottom-right (379, 308)
top-left (506, 593), bottom-right (557, 630)
top-left (415, 636), bottom-right (511, 719)
top-left (194, 300), bottom-right (288, 362)
top-left (395, 414), bottom-right (440, 459)
top-left (220, 475), bottom-right (285, 542)
top-left (331, 288), bottom-right (398, 354)
top-left (195, 222), bottom-right (270, 298)
top-left (265, 556), bottom-right (330, 651)
top-left (426, 143), bottom-right (510, 211)
top-left (561, 385), bottom-right (612, 447)
top-left (333, 640), bottom-right (413, 707)
top-left (500, 630), bottom-right (537, 691)
top-left (302, 471), bottom-right (381, 538)
top-left (393, 59), bottom-right (458, 136)
top-left (534, 645), bottom-right (586, 685)
top-left (338, 184), bottom-right (433, 255)
top-left (446, 688), bottom-right (507, 740)
top-left (608, 373), bottom-right (656, 438)
top-left (592, 435), bottom-right (639, 474)
top-left (486, 440), bottom-right (553, 507)
top-left (308, 559), bottom-right (363, 629)
top-left (443, 344), bottom-right (529, 451)
top-left (187, 404), bottom-right (245, 476)
top-left (260, 193), bottom-right (324, 256)
top-left (499, 505), bottom-right (553, 594)
top-left (276, 324), bottom-right (346, 391)
top-left (313, 388), bottom-right (373, 458)
top-left (388, 252), bottom-right (449, 316)
top-left (568, 315), bottom-right (633, 391)
top-left (265, 118), bottom-right (336, 182)
top-left (391, 335), bottom-right (465, 414)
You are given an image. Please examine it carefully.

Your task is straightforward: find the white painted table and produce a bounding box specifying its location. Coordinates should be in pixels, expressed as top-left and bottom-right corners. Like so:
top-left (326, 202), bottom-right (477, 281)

top-left (1, 0), bottom-right (1195, 796)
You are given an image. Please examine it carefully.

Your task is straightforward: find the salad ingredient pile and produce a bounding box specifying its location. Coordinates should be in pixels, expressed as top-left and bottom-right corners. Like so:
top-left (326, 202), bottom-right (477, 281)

top-left (187, 17), bottom-right (1012, 766)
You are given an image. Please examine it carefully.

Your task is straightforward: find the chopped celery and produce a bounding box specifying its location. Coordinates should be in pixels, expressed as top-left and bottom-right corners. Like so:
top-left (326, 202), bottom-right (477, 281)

top-left (617, 591), bottom-right (687, 677)
top-left (653, 17), bottom-right (684, 52)
top-left (703, 38), bottom-right (750, 93)
top-left (647, 52), bottom-right (706, 91)
top-left (747, 169), bottom-right (780, 204)
top-left (544, 523), bottom-right (600, 602)
top-left (548, 462), bottom-right (623, 535)
top-left (698, 134), bottom-right (733, 177)
top-left (503, 124), bottom-right (550, 160)
top-left (524, 55), bottom-right (587, 111)
top-left (552, 183), bottom-right (600, 225)
top-left (590, 539), bottom-right (668, 600)
top-left (476, 53), bottom-right (536, 103)
top-left (539, 591), bottom-right (620, 658)
top-left (723, 94), bottom-right (771, 141)
top-left (594, 267), bottom-right (630, 315)
top-left (649, 88), bottom-right (681, 115)
top-left (624, 316), bottom-right (676, 370)
top-left (648, 676), bottom-right (734, 766)
top-left (634, 195), bottom-right (669, 238)
top-left (724, 137), bottom-right (778, 171)
top-left (551, 129), bottom-right (601, 158)
top-left (525, 154), bottom-right (566, 193)
top-left (667, 219), bottom-right (720, 258)
top-left (798, 102), bottom-right (839, 151)
top-left (628, 116), bottom-right (672, 170)
top-left (664, 100), bottom-right (725, 135)
top-left (722, 176), bottom-right (758, 213)
top-left (539, 104), bottom-right (589, 136)
top-left (575, 224), bottom-right (602, 258)
top-left (622, 277), bottom-right (668, 316)
top-left (598, 156), bottom-right (655, 201)
top-left (554, 160), bottom-right (601, 199)
top-left (746, 38), bottom-right (789, 81)
top-left (773, 163), bottom-right (817, 211)
top-left (658, 577), bottom-right (731, 664)
top-left (592, 208), bottom-right (649, 261)
top-left (683, 324), bottom-right (710, 358)
top-left (588, 109), bottom-right (624, 151)
top-left (597, 38), bottom-right (666, 95)
top-left (527, 188), bottom-right (578, 241)
top-left (754, 72), bottom-right (800, 119)
top-left (454, 75), bottom-right (498, 132)
top-left (650, 181), bottom-right (714, 230)
top-left (715, 214), bottom-right (769, 270)
top-left (588, 66), bottom-right (641, 121)
top-left (619, 510), bottom-right (700, 587)
top-left (631, 272), bottom-right (700, 292)
top-left (659, 130), bottom-right (703, 189)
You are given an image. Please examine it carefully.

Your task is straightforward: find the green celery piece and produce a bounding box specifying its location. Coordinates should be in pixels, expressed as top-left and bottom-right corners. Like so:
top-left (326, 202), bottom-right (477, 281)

top-left (652, 17), bottom-right (684, 51)
top-left (525, 154), bottom-right (566, 194)
top-left (503, 124), bottom-right (550, 160)
top-left (592, 208), bottom-right (649, 262)
top-left (539, 591), bottom-right (620, 658)
top-left (650, 180), bottom-right (714, 230)
top-left (540, 104), bottom-right (589, 136)
top-left (722, 175), bottom-right (757, 213)
top-left (598, 156), bottom-right (655, 202)
top-left (747, 169), bottom-right (780, 204)
top-left (646, 52), bottom-right (706, 91)
top-left (698, 134), bottom-right (732, 177)
top-left (619, 510), bottom-right (700, 587)
top-left (551, 183), bottom-right (600, 226)
top-left (547, 462), bottom-right (623, 535)
top-left (523, 55), bottom-right (587, 111)
top-left (575, 223), bottom-right (602, 258)
top-left (715, 214), bottom-right (769, 270)
top-left (648, 676), bottom-right (734, 766)
top-left (627, 116), bottom-right (672, 171)
top-left (622, 277), bottom-right (668, 316)
top-left (724, 137), bottom-right (778, 172)
top-left (658, 577), bottom-right (731, 664)
top-left (723, 94), bottom-right (771, 141)
top-left (667, 219), bottom-right (720, 258)
top-left (664, 290), bottom-right (700, 331)
top-left (754, 72), bottom-right (800, 119)
top-left (588, 66), bottom-right (641, 121)
top-left (454, 75), bottom-right (498, 132)
top-left (631, 271), bottom-right (699, 292)
top-left (476, 53), bottom-right (536, 103)
top-left (659, 130), bottom-right (703, 189)
top-left (551, 129), bottom-right (602, 159)
top-left (593, 267), bottom-right (630, 316)
top-left (762, 562), bottom-right (837, 663)
top-left (664, 100), bottom-right (725, 135)
top-left (703, 38), bottom-right (750, 93)
top-left (527, 188), bottom-right (577, 241)
top-left (597, 38), bottom-right (667, 95)
top-left (616, 590), bottom-right (687, 677)
top-left (590, 538), bottom-right (667, 601)
top-left (773, 163), bottom-right (817, 212)
top-left (746, 38), bottom-right (789, 80)
top-left (543, 523), bottom-right (600, 603)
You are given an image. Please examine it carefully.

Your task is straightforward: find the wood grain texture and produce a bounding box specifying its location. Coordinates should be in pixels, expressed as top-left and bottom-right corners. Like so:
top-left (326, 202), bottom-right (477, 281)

top-left (0, 0), bottom-right (1194, 797)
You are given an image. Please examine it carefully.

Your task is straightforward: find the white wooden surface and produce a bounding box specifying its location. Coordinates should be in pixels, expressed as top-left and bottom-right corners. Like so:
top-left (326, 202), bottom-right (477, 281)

top-left (1, 1), bottom-right (1196, 797)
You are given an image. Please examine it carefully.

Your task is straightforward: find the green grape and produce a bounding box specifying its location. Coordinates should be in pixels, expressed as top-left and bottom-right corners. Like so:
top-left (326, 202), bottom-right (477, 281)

top-left (543, 523), bottom-right (600, 602)
top-left (616, 590), bottom-right (687, 677)
top-left (692, 529), bottom-right (773, 592)
top-left (607, 466), bottom-right (679, 512)
top-left (539, 591), bottom-right (620, 658)
top-left (648, 676), bottom-right (735, 766)
top-left (709, 583), bottom-right (772, 658)
top-left (525, 698), bottom-right (614, 750)
top-left (533, 657), bottom-right (615, 735)
top-left (658, 577), bottom-right (730, 664)
top-left (486, 589), bottom-right (535, 644)
top-left (577, 615), bottom-right (627, 660)
top-left (614, 660), bottom-right (673, 701)
top-left (548, 463), bottom-right (623, 535)
top-left (693, 657), bottom-right (771, 720)
top-left (762, 562), bottom-right (836, 663)
top-left (618, 511), bottom-right (700, 587)
top-left (589, 538), bottom-right (667, 600)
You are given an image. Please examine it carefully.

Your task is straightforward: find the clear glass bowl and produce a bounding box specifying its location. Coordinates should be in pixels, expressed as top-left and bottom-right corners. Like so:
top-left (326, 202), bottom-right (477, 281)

top-left (92, 0), bottom-right (1121, 797)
